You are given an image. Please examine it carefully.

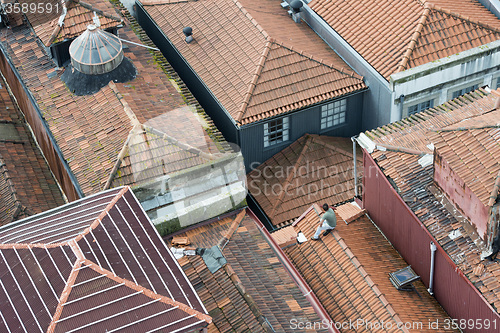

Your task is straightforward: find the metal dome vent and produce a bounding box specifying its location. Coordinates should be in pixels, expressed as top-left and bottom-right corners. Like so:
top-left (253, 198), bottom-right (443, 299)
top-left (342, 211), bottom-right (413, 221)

top-left (69, 24), bottom-right (124, 75)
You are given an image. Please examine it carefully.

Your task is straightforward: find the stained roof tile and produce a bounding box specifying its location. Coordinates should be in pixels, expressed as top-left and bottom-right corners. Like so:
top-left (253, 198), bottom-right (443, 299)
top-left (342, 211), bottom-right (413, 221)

top-left (248, 134), bottom-right (362, 228)
top-left (0, 77), bottom-right (65, 226)
top-left (282, 204), bottom-right (456, 331)
top-left (1, 0), bottom-right (230, 196)
top-left (172, 209), bottom-right (327, 332)
top-left (141, 0), bottom-right (366, 125)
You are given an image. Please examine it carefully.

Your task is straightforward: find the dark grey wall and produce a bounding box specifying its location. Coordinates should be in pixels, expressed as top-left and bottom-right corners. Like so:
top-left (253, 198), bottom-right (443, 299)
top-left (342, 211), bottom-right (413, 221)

top-left (241, 92), bottom-right (364, 171)
top-left (136, 2), bottom-right (239, 144)
top-left (301, 5), bottom-right (391, 131)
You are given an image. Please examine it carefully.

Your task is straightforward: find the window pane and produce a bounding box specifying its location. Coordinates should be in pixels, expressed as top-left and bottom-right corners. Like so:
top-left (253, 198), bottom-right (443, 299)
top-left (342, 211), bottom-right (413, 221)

top-left (264, 117), bottom-right (288, 147)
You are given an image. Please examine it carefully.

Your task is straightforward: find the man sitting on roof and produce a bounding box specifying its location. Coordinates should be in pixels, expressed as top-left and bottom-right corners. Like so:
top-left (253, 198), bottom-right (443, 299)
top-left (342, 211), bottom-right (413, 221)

top-left (312, 203), bottom-right (336, 240)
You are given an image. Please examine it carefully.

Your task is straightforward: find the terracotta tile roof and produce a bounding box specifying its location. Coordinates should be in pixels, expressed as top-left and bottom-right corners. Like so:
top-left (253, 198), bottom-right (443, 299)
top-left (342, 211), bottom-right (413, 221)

top-left (366, 88), bottom-right (494, 152)
top-left (335, 201), bottom-right (366, 224)
top-left (366, 88), bottom-right (500, 207)
top-left (141, 0), bottom-right (366, 125)
top-left (26, 0), bottom-right (123, 46)
top-left (110, 120), bottom-right (225, 188)
top-left (0, 0), bottom-right (229, 196)
top-left (309, 0), bottom-right (500, 79)
top-left (173, 209), bottom-right (327, 332)
top-left (0, 80), bottom-right (65, 226)
top-left (365, 89), bottom-right (500, 312)
top-left (284, 204), bottom-right (456, 332)
top-left (0, 187), bottom-right (210, 332)
top-left (248, 134), bottom-right (362, 228)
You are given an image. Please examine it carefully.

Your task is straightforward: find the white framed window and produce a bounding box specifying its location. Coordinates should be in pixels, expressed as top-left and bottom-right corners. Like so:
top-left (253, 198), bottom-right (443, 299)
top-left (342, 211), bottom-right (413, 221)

top-left (407, 99), bottom-right (434, 115)
top-left (496, 78), bottom-right (500, 89)
top-left (320, 99), bottom-right (346, 130)
top-left (264, 117), bottom-right (289, 148)
top-left (451, 84), bottom-right (478, 99)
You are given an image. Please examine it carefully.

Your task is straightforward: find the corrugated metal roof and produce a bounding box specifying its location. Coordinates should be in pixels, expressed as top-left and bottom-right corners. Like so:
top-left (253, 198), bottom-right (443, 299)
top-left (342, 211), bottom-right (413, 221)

top-left (365, 88), bottom-right (500, 314)
top-left (0, 186), bottom-right (210, 332)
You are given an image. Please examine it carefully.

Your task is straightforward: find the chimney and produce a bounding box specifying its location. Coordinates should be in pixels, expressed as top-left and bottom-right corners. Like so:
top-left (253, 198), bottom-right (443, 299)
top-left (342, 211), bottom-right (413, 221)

top-left (290, 0), bottom-right (303, 23)
top-left (183, 27), bottom-right (193, 43)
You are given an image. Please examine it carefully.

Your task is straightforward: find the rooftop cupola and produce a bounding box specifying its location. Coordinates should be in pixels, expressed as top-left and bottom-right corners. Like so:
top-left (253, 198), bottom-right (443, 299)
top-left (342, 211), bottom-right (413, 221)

top-left (69, 24), bottom-right (124, 75)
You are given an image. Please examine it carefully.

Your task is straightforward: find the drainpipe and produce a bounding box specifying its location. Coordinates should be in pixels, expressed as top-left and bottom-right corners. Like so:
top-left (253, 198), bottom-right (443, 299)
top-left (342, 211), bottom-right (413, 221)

top-left (351, 136), bottom-right (358, 198)
top-left (247, 208), bottom-right (339, 333)
top-left (428, 242), bottom-right (437, 295)
top-left (399, 94), bottom-right (405, 119)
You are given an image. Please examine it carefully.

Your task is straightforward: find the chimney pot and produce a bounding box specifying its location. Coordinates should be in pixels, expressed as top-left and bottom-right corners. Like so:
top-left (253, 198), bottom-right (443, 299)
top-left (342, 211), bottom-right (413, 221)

top-left (183, 27), bottom-right (193, 43)
top-left (290, 0), bottom-right (303, 13)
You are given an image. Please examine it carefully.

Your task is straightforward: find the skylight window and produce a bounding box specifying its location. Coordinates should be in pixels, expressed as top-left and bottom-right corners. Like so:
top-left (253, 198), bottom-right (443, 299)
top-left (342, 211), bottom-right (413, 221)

top-left (389, 266), bottom-right (420, 291)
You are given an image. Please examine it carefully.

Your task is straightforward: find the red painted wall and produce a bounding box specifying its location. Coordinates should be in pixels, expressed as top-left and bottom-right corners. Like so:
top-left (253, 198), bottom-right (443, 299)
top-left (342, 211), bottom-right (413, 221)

top-left (0, 48), bottom-right (80, 201)
top-left (363, 150), bottom-right (500, 333)
top-left (434, 152), bottom-right (490, 242)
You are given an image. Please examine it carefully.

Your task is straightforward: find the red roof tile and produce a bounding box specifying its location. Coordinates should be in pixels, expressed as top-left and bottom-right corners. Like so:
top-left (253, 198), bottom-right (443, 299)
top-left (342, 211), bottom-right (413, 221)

top-left (0, 78), bottom-right (65, 226)
top-left (0, 0), bottom-right (230, 196)
top-left (431, 126), bottom-right (500, 206)
top-left (173, 209), bottom-right (328, 332)
top-left (248, 134), bottom-right (362, 227)
top-left (26, 0), bottom-right (123, 46)
top-left (365, 89), bottom-right (500, 314)
top-left (141, 0), bottom-right (366, 125)
top-left (310, 0), bottom-right (500, 79)
top-left (285, 204), bottom-right (457, 331)
top-left (0, 187), bottom-right (210, 332)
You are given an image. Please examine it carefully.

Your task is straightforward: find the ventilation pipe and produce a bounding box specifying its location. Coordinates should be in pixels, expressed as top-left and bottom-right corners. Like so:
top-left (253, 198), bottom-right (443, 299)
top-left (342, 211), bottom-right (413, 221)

top-left (290, 0), bottom-right (303, 23)
top-left (183, 27), bottom-right (193, 43)
top-left (351, 136), bottom-right (358, 198)
top-left (428, 242), bottom-right (437, 295)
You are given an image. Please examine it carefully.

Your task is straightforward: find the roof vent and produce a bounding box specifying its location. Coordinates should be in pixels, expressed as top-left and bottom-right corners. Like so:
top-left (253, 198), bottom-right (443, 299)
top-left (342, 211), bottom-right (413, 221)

top-left (69, 24), bottom-right (124, 75)
top-left (290, 0), bottom-right (303, 23)
top-left (183, 27), bottom-right (193, 43)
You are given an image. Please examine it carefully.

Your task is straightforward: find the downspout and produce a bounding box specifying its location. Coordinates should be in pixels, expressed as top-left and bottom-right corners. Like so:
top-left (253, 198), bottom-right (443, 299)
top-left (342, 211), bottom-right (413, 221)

top-left (428, 241), bottom-right (437, 295)
top-left (399, 94), bottom-right (405, 119)
top-left (247, 208), bottom-right (339, 333)
top-left (351, 136), bottom-right (358, 198)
